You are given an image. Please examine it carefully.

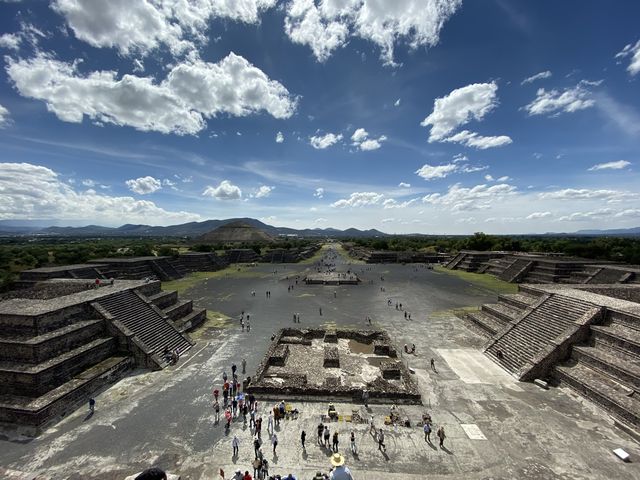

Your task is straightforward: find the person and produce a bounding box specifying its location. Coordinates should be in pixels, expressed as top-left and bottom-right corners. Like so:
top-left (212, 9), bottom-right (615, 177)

top-left (332, 431), bottom-right (339, 452)
top-left (252, 458), bottom-right (261, 479)
top-left (254, 436), bottom-right (261, 458)
top-left (232, 435), bottom-right (240, 457)
top-left (233, 470), bottom-right (243, 480)
top-left (225, 408), bottom-right (232, 429)
top-left (350, 430), bottom-right (356, 454)
top-left (327, 403), bottom-right (337, 419)
top-left (284, 474), bottom-right (296, 480)
top-left (214, 400), bottom-right (220, 422)
top-left (377, 429), bottom-right (386, 452)
top-left (223, 371), bottom-right (228, 382)
top-left (247, 320), bottom-right (251, 332)
top-left (243, 471), bottom-right (252, 480)
top-left (301, 430), bottom-right (306, 450)
top-left (256, 416), bottom-right (262, 438)
top-left (88, 397), bottom-right (95, 414)
top-left (317, 422), bottom-right (324, 444)
top-left (271, 432), bottom-right (278, 454)
top-left (362, 389), bottom-right (369, 408)
top-left (319, 307), bottom-right (322, 315)
top-left (430, 358), bottom-right (437, 372)
top-left (324, 425), bottom-right (331, 448)
top-left (134, 467), bottom-right (168, 480)
top-left (267, 411), bottom-right (274, 433)
top-left (437, 426), bottom-right (446, 448)
top-left (411, 344), bottom-right (416, 354)
top-left (369, 415), bottom-right (375, 435)
top-left (261, 458), bottom-right (269, 479)
top-left (232, 396), bottom-right (238, 416)
top-left (214, 388), bottom-right (219, 402)
top-left (423, 422), bottom-right (431, 442)
top-left (232, 363), bottom-right (237, 375)
top-left (329, 453), bottom-right (354, 480)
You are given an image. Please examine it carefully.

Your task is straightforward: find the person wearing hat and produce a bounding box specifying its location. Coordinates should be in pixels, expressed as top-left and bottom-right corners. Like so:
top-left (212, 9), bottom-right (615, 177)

top-left (329, 453), bottom-right (353, 480)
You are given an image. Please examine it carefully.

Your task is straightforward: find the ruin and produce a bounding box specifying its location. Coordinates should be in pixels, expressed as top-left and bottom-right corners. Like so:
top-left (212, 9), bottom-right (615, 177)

top-left (247, 328), bottom-right (420, 403)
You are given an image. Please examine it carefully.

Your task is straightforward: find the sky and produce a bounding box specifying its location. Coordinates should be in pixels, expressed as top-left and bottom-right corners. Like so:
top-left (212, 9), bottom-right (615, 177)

top-left (0, 0), bottom-right (639, 235)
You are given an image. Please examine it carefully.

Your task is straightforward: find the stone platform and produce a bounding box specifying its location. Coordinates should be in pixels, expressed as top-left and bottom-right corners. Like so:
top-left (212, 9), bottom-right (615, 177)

top-left (304, 272), bottom-right (360, 285)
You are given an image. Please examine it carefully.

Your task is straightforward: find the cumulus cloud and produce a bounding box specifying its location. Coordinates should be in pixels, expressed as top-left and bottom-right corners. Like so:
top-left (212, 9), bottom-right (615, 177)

top-left (0, 33), bottom-right (21, 50)
top-left (0, 104), bottom-right (11, 128)
top-left (415, 163), bottom-right (458, 180)
top-left (203, 180), bottom-right (242, 200)
top-left (52, 0), bottom-right (277, 56)
top-left (0, 162), bottom-right (200, 224)
top-left (557, 209), bottom-right (615, 222)
top-left (331, 192), bottom-right (384, 208)
top-left (422, 183), bottom-right (517, 212)
top-left (351, 127), bottom-right (386, 151)
top-left (442, 130), bottom-right (512, 149)
top-left (394, 98), bottom-right (401, 107)
top-left (126, 175), bottom-right (162, 194)
top-left (398, 182), bottom-right (411, 188)
top-left (615, 40), bottom-right (640, 76)
top-left (526, 211), bottom-right (552, 220)
top-left (310, 132), bottom-right (343, 149)
top-left (484, 174), bottom-right (494, 182)
top-left (275, 131), bottom-right (284, 143)
top-left (521, 70), bottom-right (552, 85)
top-left (420, 81), bottom-right (511, 149)
top-left (523, 80), bottom-right (602, 116)
top-left (313, 187), bottom-right (324, 198)
top-left (254, 185), bottom-right (274, 198)
top-left (383, 198), bottom-right (418, 209)
top-left (284, 0), bottom-right (462, 65)
top-left (6, 52), bottom-right (297, 135)
top-left (588, 160), bottom-right (631, 171)
top-left (421, 82), bottom-right (499, 141)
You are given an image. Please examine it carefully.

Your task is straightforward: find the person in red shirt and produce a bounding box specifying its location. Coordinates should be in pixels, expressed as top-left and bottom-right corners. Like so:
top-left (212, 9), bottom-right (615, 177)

top-left (243, 471), bottom-right (252, 480)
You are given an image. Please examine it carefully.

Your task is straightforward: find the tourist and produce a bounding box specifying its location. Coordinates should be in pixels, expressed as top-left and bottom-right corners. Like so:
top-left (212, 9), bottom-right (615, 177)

top-left (319, 307), bottom-right (322, 316)
top-left (134, 467), bottom-right (168, 480)
top-left (242, 358), bottom-right (247, 374)
top-left (256, 416), bottom-right (262, 438)
top-left (301, 430), bottom-right (306, 450)
top-left (271, 432), bottom-right (278, 454)
top-left (430, 358), bottom-right (437, 372)
top-left (332, 431), bottom-right (339, 452)
top-left (232, 363), bottom-right (237, 375)
top-left (377, 429), bottom-right (386, 452)
top-left (252, 458), bottom-right (261, 479)
top-left (423, 422), bottom-right (431, 442)
top-left (241, 319), bottom-right (245, 331)
top-left (243, 470), bottom-right (252, 480)
top-left (362, 389), bottom-right (369, 408)
top-left (437, 426), bottom-right (446, 448)
top-left (261, 458), bottom-right (269, 479)
top-left (267, 411), bottom-right (274, 433)
top-left (223, 371), bottom-right (228, 382)
top-left (250, 407), bottom-right (256, 428)
top-left (411, 344), bottom-right (416, 354)
top-left (232, 435), bottom-right (240, 457)
top-left (247, 320), bottom-right (251, 332)
top-left (254, 436), bottom-right (261, 458)
top-left (213, 388), bottom-right (219, 402)
top-left (329, 453), bottom-right (354, 480)
top-left (369, 415), bottom-right (375, 435)
top-left (284, 474), bottom-right (296, 480)
top-left (214, 400), bottom-right (220, 422)
top-left (324, 426), bottom-right (331, 448)
top-left (225, 408), bottom-right (232, 429)
top-left (317, 422), bottom-right (324, 444)
top-left (88, 397), bottom-right (95, 414)
top-left (350, 431), bottom-right (356, 454)
top-left (232, 470), bottom-right (243, 480)
top-left (232, 396), bottom-right (238, 416)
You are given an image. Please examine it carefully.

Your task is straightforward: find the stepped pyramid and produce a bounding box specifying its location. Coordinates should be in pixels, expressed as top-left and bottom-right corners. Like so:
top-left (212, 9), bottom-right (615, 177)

top-left (196, 221), bottom-right (275, 244)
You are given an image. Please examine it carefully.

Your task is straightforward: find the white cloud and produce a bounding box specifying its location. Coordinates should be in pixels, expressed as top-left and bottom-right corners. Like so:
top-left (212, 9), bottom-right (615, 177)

top-left (0, 33), bottom-right (21, 50)
top-left (331, 192), bottom-right (384, 208)
top-left (526, 211), bottom-right (552, 220)
top-left (313, 187), bottom-right (324, 198)
top-left (0, 162), bottom-right (200, 224)
top-left (6, 52), bottom-right (297, 135)
top-left (0, 104), bottom-right (11, 128)
top-left (398, 182), bottom-right (411, 188)
top-left (523, 80), bottom-right (602, 116)
top-left (383, 198), bottom-right (418, 209)
top-left (381, 218), bottom-right (395, 223)
top-left (521, 70), bottom-right (552, 85)
top-left (351, 127), bottom-right (369, 143)
top-left (442, 130), bottom-right (512, 149)
top-left (52, 0), bottom-right (277, 57)
top-left (351, 127), bottom-right (386, 151)
top-left (310, 132), bottom-right (343, 149)
top-left (284, 0), bottom-right (462, 66)
top-left (420, 82), bottom-right (499, 141)
top-left (126, 176), bottom-right (162, 194)
top-left (81, 179), bottom-right (96, 187)
top-left (394, 98), bottom-right (401, 107)
top-left (539, 188), bottom-right (636, 203)
top-left (615, 40), bottom-right (640, 76)
top-left (275, 131), bottom-right (284, 143)
top-left (484, 174), bottom-right (494, 181)
top-left (415, 163), bottom-right (458, 180)
top-left (588, 160), bottom-right (631, 171)
top-left (452, 153), bottom-right (468, 163)
top-left (203, 180), bottom-right (242, 200)
top-left (558, 209), bottom-right (615, 222)
top-left (497, 175), bottom-right (511, 182)
top-left (254, 185), bottom-right (274, 198)
top-left (460, 165), bottom-right (488, 173)
top-left (422, 183), bottom-right (517, 212)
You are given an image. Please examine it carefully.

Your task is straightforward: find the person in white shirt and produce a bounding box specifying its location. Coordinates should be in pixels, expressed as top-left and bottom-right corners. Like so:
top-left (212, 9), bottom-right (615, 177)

top-left (329, 453), bottom-right (354, 480)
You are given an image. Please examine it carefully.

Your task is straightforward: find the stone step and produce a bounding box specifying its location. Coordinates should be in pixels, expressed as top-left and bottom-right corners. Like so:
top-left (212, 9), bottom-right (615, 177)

top-left (481, 302), bottom-right (522, 323)
top-left (0, 319), bottom-right (105, 364)
top-left (175, 308), bottom-right (207, 332)
top-left (147, 290), bottom-right (178, 309)
top-left (498, 292), bottom-right (538, 309)
top-left (0, 355), bottom-right (132, 431)
top-left (591, 324), bottom-right (640, 357)
top-left (466, 311), bottom-right (504, 336)
top-left (573, 346), bottom-right (640, 390)
top-left (163, 299), bottom-right (193, 322)
top-left (554, 362), bottom-right (640, 429)
top-left (0, 337), bottom-right (116, 396)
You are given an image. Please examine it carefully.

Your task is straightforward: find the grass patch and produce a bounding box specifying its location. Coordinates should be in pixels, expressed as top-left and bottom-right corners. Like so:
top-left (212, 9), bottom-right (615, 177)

top-left (298, 245), bottom-right (328, 265)
top-left (162, 267), bottom-right (269, 295)
top-left (434, 265), bottom-right (518, 295)
top-left (189, 311), bottom-right (234, 339)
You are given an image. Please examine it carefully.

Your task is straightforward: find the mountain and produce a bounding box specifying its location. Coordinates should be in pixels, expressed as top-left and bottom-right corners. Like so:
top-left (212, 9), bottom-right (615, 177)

top-left (196, 221), bottom-right (276, 244)
top-left (2, 218), bottom-right (389, 238)
top-left (573, 227), bottom-right (640, 236)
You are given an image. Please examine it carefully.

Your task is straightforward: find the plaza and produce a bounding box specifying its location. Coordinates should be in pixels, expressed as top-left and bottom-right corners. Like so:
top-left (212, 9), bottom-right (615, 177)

top-left (0, 247), bottom-right (638, 479)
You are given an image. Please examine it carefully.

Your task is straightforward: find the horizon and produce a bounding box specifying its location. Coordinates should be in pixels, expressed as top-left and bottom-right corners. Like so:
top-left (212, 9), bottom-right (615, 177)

top-left (0, 1), bottom-right (639, 234)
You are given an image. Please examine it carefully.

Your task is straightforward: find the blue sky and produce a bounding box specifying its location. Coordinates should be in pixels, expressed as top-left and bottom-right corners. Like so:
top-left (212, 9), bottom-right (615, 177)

top-left (0, 0), bottom-right (639, 234)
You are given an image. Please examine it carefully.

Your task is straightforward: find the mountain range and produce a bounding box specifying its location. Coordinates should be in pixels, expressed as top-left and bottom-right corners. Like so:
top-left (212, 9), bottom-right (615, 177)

top-left (0, 218), bottom-right (387, 238)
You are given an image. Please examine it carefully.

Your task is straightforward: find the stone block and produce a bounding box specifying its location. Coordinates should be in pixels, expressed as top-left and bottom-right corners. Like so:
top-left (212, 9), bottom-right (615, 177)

top-left (323, 346), bottom-right (339, 368)
top-left (269, 344), bottom-right (289, 366)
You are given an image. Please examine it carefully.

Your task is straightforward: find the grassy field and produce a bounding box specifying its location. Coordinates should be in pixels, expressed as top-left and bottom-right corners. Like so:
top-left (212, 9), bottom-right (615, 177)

top-left (434, 265), bottom-right (518, 294)
top-left (161, 266), bottom-right (269, 295)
